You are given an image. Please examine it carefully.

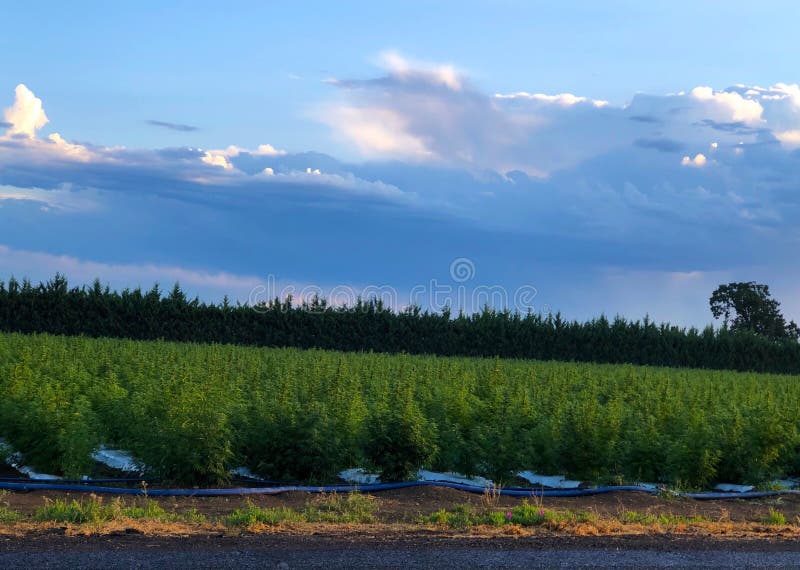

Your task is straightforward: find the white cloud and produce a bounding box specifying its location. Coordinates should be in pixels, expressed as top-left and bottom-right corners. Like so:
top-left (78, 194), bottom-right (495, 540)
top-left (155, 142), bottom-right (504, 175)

top-left (321, 106), bottom-right (434, 160)
top-left (199, 144), bottom-right (287, 170)
top-left (494, 92), bottom-right (609, 108)
top-left (0, 184), bottom-right (98, 211)
top-left (2, 84), bottom-right (49, 138)
top-left (380, 50), bottom-right (462, 91)
top-left (201, 150), bottom-right (234, 170)
top-left (204, 144), bottom-right (287, 158)
top-left (320, 55), bottom-right (800, 179)
top-left (0, 84), bottom-right (104, 164)
top-left (46, 133), bottom-right (94, 162)
top-left (256, 167), bottom-right (409, 200)
top-left (2, 72), bottom-right (800, 272)
top-left (681, 153), bottom-right (708, 167)
top-left (689, 86), bottom-right (764, 123)
top-left (253, 144), bottom-right (286, 156)
top-left (774, 129), bottom-right (800, 148)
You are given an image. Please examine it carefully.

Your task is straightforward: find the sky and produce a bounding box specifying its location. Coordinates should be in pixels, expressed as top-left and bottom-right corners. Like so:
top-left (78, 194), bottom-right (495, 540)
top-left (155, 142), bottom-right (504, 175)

top-left (1, 0), bottom-right (799, 327)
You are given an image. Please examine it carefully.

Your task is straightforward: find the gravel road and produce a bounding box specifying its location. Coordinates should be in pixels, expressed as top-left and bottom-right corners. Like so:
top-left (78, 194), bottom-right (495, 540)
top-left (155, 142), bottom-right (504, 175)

top-left (4, 547), bottom-right (800, 568)
top-left (3, 534), bottom-right (800, 569)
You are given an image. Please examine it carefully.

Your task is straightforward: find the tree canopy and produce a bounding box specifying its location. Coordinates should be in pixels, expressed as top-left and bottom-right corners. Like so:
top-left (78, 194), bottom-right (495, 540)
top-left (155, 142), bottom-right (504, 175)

top-left (710, 282), bottom-right (799, 341)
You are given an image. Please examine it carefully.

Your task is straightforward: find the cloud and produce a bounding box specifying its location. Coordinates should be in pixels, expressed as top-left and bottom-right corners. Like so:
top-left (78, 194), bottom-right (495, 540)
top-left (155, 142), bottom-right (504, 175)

top-left (322, 106), bottom-right (433, 159)
top-left (319, 53), bottom-right (800, 180)
top-left (0, 84), bottom-right (407, 207)
top-left (3, 84), bottom-right (48, 138)
top-left (681, 153), bottom-right (708, 167)
top-left (494, 91), bottom-right (608, 107)
top-left (203, 144), bottom-right (287, 158)
top-left (379, 51), bottom-right (463, 91)
top-left (689, 86), bottom-right (764, 123)
top-left (0, 183), bottom-right (98, 211)
top-left (774, 129), bottom-right (800, 148)
top-left (201, 150), bottom-right (234, 170)
top-left (146, 120), bottom-right (199, 132)
top-left (2, 71), bottom-right (800, 326)
top-left (0, 244), bottom-right (264, 302)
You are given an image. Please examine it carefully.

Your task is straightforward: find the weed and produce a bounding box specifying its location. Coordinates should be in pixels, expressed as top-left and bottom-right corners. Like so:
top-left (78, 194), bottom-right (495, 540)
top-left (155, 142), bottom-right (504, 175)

top-left (223, 503), bottom-right (303, 526)
top-left (425, 504), bottom-right (481, 529)
top-left (223, 493), bottom-right (379, 527)
top-left (619, 510), bottom-right (708, 526)
top-left (304, 492), bottom-right (377, 523)
top-left (33, 496), bottom-right (197, 524)
top-left (761, 508), bottom-right (786, 526)
top-left (481, 485), bottom-right (502, 511)
top-left (35, 497), bottom-right (110, 524)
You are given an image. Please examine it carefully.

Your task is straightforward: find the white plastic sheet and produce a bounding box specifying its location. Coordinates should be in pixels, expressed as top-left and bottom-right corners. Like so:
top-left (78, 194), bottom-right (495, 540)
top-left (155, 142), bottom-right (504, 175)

top-left (230, 466), bottom-right (261, 480)
top-left (416, 469), bottom-right (494, 487)
top-left (338, 468), bottom-right (381, 484)
top-left (91, 447), bottom-right (140, 473)
top-left (516, 471), bottom-right (582, 489)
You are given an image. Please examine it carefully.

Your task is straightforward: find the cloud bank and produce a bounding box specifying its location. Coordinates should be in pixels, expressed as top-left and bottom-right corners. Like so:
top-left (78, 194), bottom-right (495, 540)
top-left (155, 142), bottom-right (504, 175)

top-left (2, 58), bottom-right (799, 325)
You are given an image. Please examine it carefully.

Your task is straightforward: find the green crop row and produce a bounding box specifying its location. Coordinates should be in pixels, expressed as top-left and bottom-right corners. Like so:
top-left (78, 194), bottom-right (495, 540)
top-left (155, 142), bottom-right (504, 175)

top-left (1, 331), bottom-right (800, 487)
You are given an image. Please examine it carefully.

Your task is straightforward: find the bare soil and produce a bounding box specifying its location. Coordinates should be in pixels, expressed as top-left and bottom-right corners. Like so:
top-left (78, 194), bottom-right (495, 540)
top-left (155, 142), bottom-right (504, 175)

top-left (3, 485), bottom-right (800, 523)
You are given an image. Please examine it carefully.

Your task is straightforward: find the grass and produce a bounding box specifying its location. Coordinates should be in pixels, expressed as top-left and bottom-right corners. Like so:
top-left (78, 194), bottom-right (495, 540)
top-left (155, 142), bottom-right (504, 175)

top-left (761, 508), bottom-right (787, 526)
top-left (223, 492), bottom-right (378, 527)
top-left (424, 500), bottom-right (598, 529)
top-left (0, 491), bottom-right (21, 523)
top-left (2, 490), bottom-right (799, 536)
top-left (619, 511), bottom-right (709, 526)
top-left (33, 496), bottom-right (201, 524)
top-left (222, 505), bottom-right (303, 526)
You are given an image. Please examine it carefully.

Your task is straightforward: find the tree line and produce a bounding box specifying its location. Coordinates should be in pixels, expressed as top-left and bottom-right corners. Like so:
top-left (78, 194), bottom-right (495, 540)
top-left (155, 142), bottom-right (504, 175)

top-left (0, 274), bottom-right (798, 374)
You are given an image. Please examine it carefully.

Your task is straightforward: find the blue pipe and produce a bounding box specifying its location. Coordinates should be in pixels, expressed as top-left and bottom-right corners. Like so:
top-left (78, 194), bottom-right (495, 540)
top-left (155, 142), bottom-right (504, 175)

top-left (0, 479), bottom-right (796, 499)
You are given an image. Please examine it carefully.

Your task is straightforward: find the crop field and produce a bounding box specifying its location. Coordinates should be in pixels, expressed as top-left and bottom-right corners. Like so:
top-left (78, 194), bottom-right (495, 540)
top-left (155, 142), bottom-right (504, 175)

top-left (1, 331), bottom-right (799, 488)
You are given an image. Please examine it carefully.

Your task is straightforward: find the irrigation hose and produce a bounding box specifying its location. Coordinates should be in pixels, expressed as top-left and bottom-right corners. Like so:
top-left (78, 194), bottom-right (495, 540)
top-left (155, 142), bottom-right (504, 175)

top-left (0, 479), bottom-right (797, 499)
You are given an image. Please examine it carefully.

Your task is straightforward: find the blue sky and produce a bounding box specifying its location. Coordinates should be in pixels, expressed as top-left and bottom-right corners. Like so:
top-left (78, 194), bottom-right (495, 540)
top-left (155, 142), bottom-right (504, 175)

top-left (1, 1), bottom-right (799, 326)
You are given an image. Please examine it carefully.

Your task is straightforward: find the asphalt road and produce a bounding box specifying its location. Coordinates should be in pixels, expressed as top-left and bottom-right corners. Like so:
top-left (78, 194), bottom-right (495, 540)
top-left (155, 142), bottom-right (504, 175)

top-left (3, 535), bottom-right (800, 569)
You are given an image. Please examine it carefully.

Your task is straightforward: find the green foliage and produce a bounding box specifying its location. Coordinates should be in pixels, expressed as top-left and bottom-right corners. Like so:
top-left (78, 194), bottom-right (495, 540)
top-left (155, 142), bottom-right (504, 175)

top-left (303, 492), bottom-right (377, 523)
top-left (223, 493), bottom-right (376, 526)
top-left (2, 274), bottom-right (800, 374)
top-left (34, 496), bottom-right (190, 524)
top-left (0, 491), bottom-right (21, 523)
top-left (761, 508), bottom-right (787, 526)
top-left (619, 511), bottom-right (708, 525)
top-left (35, 498), bottom-right (109, 524)
top-left (1, 332), bottom-right (800, 487)
top-left (0, 506), bottom-right (20, 523)
top-left (223, 504), bottom-right (303, 526)
top-left (710, 282), bottom-right (799, 341)
top-left (365, 376), bottom-right (438, 481)
top-left (424, 502), bottom-right (597, 528)
top-left (426, 504), bottom-right (481, 528)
